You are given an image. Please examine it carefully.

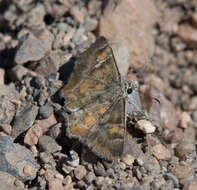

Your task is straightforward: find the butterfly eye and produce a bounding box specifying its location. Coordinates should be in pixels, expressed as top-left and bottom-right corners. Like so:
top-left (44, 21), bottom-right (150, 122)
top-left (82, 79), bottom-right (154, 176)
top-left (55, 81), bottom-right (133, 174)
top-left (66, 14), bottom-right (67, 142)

top-left (127, 88), bottom-right (133, 94)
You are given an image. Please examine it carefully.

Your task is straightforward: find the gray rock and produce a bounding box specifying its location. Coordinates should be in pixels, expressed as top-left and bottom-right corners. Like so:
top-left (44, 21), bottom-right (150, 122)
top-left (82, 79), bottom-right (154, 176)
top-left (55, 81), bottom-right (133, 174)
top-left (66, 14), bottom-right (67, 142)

top-left (86, 184), bottom-right (95, 190)
top-left (31, 75), bottom-right (46, 89)
top-left (14, 0), bottom-right (34, 11)
top-left (94, 176), bottom-right (113, 188)
top-left (15, 29), bottom-right (54, 64)
top-left (106, 168), bottom-right (115, 178)
top-left (57, 22), bottom-right (69, 33)
top-left (32, 50), bottom-right (61, 77)
top-left (12, 104), bottom-right (38, 139)
top-left (0, 84), bottom-right (19, 124)
top-left (165, 172), bottom-right (179, 187)
top-left (76, 180), bottom-right (87, 189)
top-left (27, 4), bottom-right (45, 28)
top-left (84, 17), bottom-right (98, 31)
top-left (0, 135), bottom-right (38, 182)
top-left (39, 103), bottom-right (53, 119)
top-left (39, 152), bottom-right (53, 164)
top-left (94, 162), bottom-right (106, 176)
top-left (33, 90), bottom-right (49, 106)
top-left (72, 26), bottom-right (86, 45)
top-left (52, 32), bottom-right (65, 49)
top-left (84, 172), bottom-right (96, 184)
top-left (175, 141), bottom-right (196, 159)
top-left (142, 155), bottom-right (161, 175)
top-left (47, 123), bottom-right (61, 139)
top-left (192, 110), bottom-right (197, 122)
top-left (9, 65), bottom-right (29, 81)
top-left (4, 9), bottom-right (17, 22)
top-left (38, 135), bottom-right (61, 153)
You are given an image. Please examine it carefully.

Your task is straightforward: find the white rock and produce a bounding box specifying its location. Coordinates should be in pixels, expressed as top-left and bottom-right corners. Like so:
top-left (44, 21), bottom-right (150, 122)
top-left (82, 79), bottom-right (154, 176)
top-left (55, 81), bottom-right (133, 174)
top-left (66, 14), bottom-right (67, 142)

top-left (136, 120), bottom-right (156, 134)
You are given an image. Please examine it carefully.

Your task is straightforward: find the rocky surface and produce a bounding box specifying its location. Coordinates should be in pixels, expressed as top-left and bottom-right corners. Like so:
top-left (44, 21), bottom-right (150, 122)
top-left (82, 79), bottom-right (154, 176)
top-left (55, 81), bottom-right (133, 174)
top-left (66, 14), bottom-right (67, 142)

top-left (0, 0), bottom-right (196, 189)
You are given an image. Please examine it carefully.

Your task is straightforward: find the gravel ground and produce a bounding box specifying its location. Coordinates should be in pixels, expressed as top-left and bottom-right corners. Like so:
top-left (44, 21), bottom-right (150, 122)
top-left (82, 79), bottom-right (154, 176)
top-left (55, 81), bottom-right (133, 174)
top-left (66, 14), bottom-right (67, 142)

top-left (0, 0), bottom-right (197, 190)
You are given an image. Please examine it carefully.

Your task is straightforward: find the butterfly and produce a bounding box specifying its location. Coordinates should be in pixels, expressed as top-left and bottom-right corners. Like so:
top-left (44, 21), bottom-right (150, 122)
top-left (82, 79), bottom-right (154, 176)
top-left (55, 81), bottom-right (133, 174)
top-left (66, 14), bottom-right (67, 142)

top-left (61, 37), bottom-right (144, 160)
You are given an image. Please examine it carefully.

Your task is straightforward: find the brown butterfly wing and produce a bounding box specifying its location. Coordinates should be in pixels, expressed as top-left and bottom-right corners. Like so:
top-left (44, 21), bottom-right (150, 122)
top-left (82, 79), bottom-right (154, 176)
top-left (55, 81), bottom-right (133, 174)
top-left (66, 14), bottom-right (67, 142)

top-left (61, 37), bottom-right (125, 160)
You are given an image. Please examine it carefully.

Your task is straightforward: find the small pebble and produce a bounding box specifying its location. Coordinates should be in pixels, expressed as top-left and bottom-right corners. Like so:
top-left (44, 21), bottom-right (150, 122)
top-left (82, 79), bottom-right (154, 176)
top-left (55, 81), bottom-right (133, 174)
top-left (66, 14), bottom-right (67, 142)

top-left (62, 175), bottom-right (72, 185)
top-left (179, 112), bottom-right (191, 129)
top-left (39, 103), bottom-right (53, 119)
top-left (55, 173), bottom-right (64, 180)
top-left (66, 150), bottom-right (80, 167)
top-left (84, 172), bottom-right (96, 184)
top-left (152, 144), bottom-right (171, 160)
top-left (62, 164), bottom-right (75, 174)
top-left (23, 165), bottom-right (35, 177)
top-left (122, 154), bottom-right (135, 166)
top-left (38, 135), bottom-right (62, 153)
top-left (165, 172), bottom-right (179, 187)
top-left (39, 152), bottom-right (53, 163)
top-left (136, 120), bottom-right (156, 134)
top-left (74, 165), bottom-right (87, 180)
top-left (175, 141), bottom-right (195, 159)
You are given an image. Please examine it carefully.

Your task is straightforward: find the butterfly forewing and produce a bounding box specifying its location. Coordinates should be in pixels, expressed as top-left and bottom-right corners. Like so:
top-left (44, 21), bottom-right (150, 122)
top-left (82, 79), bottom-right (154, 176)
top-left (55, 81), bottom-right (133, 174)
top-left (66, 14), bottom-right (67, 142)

top-left (61, 37), bottom-right (126, 160)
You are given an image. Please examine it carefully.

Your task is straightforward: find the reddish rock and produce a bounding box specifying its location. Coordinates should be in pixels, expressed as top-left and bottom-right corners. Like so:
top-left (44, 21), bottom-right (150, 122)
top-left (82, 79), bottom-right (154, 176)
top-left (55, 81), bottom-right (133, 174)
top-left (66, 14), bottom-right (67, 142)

top-left (145, 74), bottom-right (165, 92)
top-left (24, 114), bottom-right (57, 146)
top-left (48, 177), bottom-right (64, 190)
top-left (62, 175), bottom-right (72, 185)
top-left (88, 0), bottom-right (101, 15)
top-left (152, 144), bottom-right (171, 160)
top-left (184, 178), bottom-right (197, 190)
top-left (99, 0), bottom-right (158, 70)
top-left (179, 112), bottom-right (192, 129)
top-left (74, 165), bottom-right (87, 180)
top-left (169, 163), bottom-right (194, 180)
top-left (70, 6), bottom-right (85, 24)
top-left (24, 124), bottom-right (42, 146)
top-left (175, 23), bottom-right (197, 48)
top-left (141, 85), bottom-right (180, 131)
